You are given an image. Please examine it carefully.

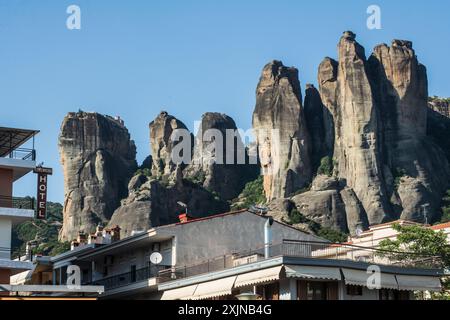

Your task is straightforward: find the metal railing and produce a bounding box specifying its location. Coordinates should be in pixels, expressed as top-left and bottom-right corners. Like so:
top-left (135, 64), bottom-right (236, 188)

top-left (0, 147), bottom-right (36, 161)
top-left (158, 240), bottom-right (444, 284)
top-left (0, 195), bottom-right (35, 210)
top-left (91, 265), bottom-right (167, 291)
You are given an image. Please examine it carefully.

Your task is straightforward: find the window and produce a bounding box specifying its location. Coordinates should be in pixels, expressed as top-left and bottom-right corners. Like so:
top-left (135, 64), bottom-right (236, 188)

top-left (130, 265), bottom-right (137, 282)
top-left (346, 285), bottom-right (363, 296)
top-left (306, 282), bottom-right (326, 300)
top-left (298, 281), bottom-right (338, 300)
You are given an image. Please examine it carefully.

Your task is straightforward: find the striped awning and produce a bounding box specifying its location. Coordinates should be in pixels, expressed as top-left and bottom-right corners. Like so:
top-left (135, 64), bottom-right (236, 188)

top-left (190, 276), bottom-right (237, 300)
top-left (396, 275), bottom-right (442, 292)
top-left (234, 266), bottom-right (283, 288)
top-left (160, 284), bottom-right (198, 300)
top-left (342, 268), bottom-right (399, 290)
top-left (285, 265), bottom-right (342, 281)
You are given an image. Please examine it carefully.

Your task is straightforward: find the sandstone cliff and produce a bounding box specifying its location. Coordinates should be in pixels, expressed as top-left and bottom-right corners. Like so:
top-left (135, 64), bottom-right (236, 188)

top-left (58, 112), bottom-right (137, 241)
top-left (253, 60), bottom-right (312, 201)
top-left (185, 112), bottom-right (259, 201)
top-left (260, 32), bottom-right (450, 234)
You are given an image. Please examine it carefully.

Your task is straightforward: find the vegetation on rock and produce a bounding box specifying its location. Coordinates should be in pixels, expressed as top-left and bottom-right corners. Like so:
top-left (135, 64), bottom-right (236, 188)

top-left (440, 189), bottom-right (450, 223)
top-left (12, 198), bottom-right (69, 258)
top-left (286, 209), bottom-right (348, 243)
top-left (231, 176), bottom-right (266, 210)
top-left (317, 156), bottom-right (334, 177)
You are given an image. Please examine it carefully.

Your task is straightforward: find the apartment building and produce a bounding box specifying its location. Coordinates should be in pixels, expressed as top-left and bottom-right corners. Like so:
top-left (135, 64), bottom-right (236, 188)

top-left (0, 127), bottom-right (38, 285)
top-left (19, 209), bottom-right (446, 300)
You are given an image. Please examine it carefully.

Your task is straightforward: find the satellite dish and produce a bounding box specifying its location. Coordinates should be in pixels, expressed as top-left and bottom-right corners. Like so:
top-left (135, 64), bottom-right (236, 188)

top-left (150, 252), bottom-right (163, 265)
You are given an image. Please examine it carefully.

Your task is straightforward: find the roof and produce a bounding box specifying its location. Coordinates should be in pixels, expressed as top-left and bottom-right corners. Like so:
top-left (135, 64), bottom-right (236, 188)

top-left (0, 127), bottom-right (39, 157)
top-left (430, 222), bottom-right (450, 231)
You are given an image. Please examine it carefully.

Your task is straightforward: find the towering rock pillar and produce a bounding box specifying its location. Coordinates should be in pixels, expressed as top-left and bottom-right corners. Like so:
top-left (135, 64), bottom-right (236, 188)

top-left (150, 111), bottom-right (191, 179)
top-left (185, 112), bottom-right (259, 201)
top-left (59, 112), bottom-right (137, 241)
top-left (319, 32), bottom-right (390, 224)
top-left (369, 40), bottom-right (450, 221)
top-left (253, 60), bottom-right (312, 201)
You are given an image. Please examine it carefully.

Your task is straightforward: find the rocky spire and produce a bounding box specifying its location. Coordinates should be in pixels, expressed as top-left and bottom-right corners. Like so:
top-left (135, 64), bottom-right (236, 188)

top-left (149, 111), bottom-right (191, 179)
top-left (253, 60), bottom-right (312, 201)
top-left (369, 39), bottom-right (450, 222)
top-left (58, 111), bottom-right (137, 241)
top-left (185, 112), bottom-right (258, 201)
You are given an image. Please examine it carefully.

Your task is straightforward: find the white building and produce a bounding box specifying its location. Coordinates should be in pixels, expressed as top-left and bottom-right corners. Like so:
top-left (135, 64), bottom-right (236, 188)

top-left (0, 127), bottom-right (38, 285)
top-left (19, 210), bottom-right (445, 300)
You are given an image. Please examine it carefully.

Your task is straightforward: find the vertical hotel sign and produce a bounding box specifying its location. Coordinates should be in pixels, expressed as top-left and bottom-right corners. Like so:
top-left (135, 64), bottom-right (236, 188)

top-left (33, 167), bottom-right (53, 220)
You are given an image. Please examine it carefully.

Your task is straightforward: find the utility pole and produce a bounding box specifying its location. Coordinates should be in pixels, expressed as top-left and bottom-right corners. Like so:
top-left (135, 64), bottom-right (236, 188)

top-left (421, 204), bottom-right (430, 225)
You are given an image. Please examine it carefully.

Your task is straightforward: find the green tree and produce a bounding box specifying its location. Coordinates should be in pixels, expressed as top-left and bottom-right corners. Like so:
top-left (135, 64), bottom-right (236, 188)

top-left (378, 223), bottom-right (450, 300)
top-left (378, 223), bottom-right (450, 268)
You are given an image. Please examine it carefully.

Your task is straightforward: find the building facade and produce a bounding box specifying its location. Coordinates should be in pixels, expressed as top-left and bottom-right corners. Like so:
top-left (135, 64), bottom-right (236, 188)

top-left (0, 127), bottom-right (39, 287)
top-left (18, 210), bottom-right (446, 300)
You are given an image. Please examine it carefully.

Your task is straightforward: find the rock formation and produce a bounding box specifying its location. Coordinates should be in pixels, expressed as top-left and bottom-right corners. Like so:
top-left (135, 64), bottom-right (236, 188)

top-left (59, 32), bottom-right (450, 241)
top-left (368, 39), bottom-right (449, 222)
top-left (185, 112), bottom-right (259, 201)
top-left (58, 112), bottom-right (137, 241)
top-left (150, 111), bottom-right (191, 178)
top-left (253, 60), bottom-right (312, 201)
top-left (260, 32), bottom-right (449, 233)
top-left (429, 98), bottom-right (450, 118)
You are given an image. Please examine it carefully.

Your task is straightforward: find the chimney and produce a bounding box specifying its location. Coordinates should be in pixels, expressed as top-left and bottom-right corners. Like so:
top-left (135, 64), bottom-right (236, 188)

top-left (178, 213), bottom-right (193, 223)
top-left (77, 231), bottom-right (87, 246)
top-left (111, 225), bottom-right (121, 242)
top-left (71, 240), bottom-right (79, 251)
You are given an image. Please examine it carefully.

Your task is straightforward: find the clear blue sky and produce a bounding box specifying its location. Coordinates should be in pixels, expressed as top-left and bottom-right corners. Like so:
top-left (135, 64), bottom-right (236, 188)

top-left (1, 0), bottom-right (449, 202)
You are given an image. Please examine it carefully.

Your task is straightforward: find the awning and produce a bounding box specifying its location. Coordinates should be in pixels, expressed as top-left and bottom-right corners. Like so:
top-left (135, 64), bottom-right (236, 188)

top-left (341, 268), bottom-right (372, 287)
top-left (160, 284), bottom-right (198, 300)
top-left (234, 266), bottom-right (283, 288)
top-left (10, 269), bottom-right (34, 285)
top-left (342, 268), bottom-right (399, 290)
top-left (396, 275), bottom-right (442, 292)
top-left (190, 276), bottom-right (237, 300)
top-left (285, 265), bottom-right (341, 281)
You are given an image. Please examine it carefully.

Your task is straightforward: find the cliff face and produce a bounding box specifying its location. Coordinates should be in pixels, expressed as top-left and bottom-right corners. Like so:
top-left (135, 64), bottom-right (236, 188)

top-left (59, 32), bottom-right (450, 241)
top-left (185, 112), bottom-right (259, 201)
top-left (58, 112), bottom-right (137, 241)
top-left (253, 60), bottom-right (312, 201)
top-left (259, 32), bottom-right (450, 234)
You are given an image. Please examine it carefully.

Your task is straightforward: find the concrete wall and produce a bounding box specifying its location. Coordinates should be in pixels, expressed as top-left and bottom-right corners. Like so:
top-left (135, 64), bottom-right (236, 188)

top-left (0, 218), bottom-right (12, 259)
top-left (91, 239), bottom-right (173, 282)
top-left (159, 211), bottom-right (322, 267)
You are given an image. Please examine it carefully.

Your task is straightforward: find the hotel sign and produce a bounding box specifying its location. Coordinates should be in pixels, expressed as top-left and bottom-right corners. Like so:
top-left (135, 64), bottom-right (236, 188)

top-left (33, 167), bottom-right (53, 220)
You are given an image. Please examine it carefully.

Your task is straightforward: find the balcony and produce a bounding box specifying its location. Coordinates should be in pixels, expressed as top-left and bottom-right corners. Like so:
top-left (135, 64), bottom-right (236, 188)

top-left (90, 265), bottom-right (168, 291)
top-left (1, 147), bottom-right (36, 161)
top-left (157, 240), bottom-right (444, 284)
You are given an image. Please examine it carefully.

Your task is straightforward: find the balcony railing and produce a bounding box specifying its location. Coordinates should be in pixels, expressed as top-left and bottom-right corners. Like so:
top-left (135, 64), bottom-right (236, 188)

top-left (0, 147), bottom-right (36, 161)
top-left (158, 240), bottom-right (444, 284)
top-left (0, 195), bottom-right (35, 210)
top-left (90, 265), bottom-right (168, 291)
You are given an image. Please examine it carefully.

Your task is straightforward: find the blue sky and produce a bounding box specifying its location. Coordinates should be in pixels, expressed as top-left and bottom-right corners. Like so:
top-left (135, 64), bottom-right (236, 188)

top-left (1, 0), bottom-right (449, 202)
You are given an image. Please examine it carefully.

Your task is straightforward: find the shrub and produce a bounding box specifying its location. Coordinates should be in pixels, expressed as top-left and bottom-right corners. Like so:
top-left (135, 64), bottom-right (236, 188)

top-left (317, 227), bottom-right (348, 243)
top-left (317, 156), bottom-right (333, 177)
